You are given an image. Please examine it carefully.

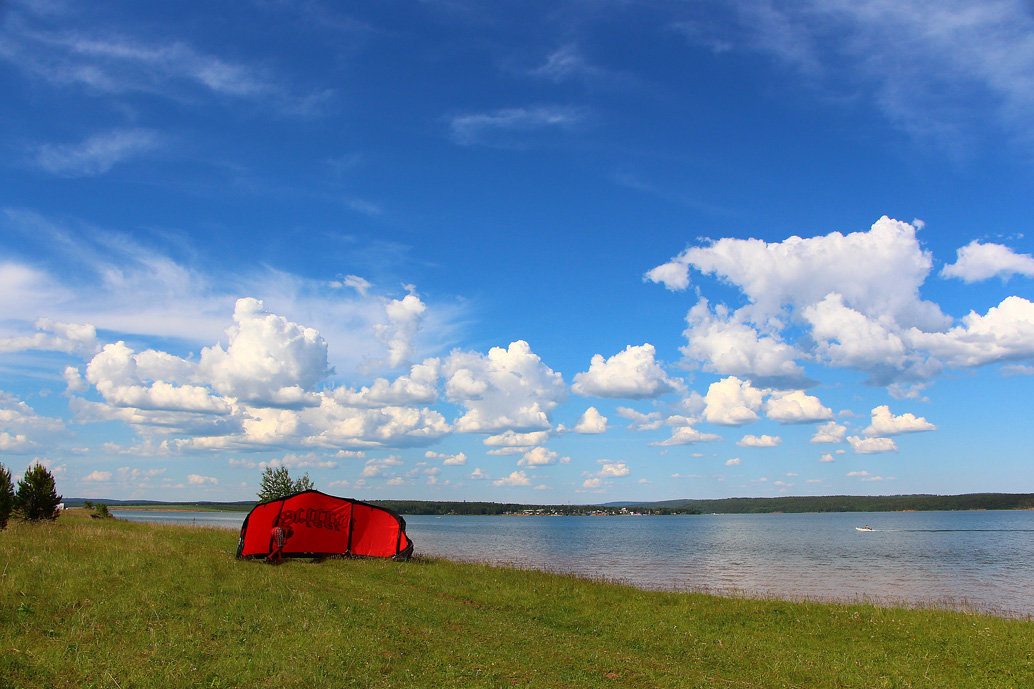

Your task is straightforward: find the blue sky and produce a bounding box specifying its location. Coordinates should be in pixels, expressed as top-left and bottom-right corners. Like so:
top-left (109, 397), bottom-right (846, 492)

top-left (2, 0), bottom-right (1034, 503)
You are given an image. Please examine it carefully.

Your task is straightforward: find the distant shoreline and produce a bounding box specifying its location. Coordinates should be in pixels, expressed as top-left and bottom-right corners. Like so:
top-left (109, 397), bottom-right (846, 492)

top-left (66, 491), bottom-right (1034, 516)
top-left (109, 507), bottom-right (221, 513)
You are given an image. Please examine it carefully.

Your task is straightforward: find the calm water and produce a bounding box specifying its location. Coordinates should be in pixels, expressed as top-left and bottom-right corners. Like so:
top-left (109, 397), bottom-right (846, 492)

top-left (115, 509), bottom-right (1034, 617)
top-left (115, 509), bottom-right (248, 528)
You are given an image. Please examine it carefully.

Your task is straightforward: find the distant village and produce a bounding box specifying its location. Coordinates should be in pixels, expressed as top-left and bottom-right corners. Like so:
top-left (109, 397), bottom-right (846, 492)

top-left (502, 506), bottom-right (700, 517)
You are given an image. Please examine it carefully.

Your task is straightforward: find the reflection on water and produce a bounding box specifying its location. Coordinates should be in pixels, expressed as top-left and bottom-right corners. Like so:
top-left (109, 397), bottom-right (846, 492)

top-left (115, 508), bottom-right (1034, 617)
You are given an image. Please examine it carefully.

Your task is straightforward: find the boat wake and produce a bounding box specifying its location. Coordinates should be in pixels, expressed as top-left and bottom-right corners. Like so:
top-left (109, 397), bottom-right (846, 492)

top-left (858, 528), bottom-right (1034, 533)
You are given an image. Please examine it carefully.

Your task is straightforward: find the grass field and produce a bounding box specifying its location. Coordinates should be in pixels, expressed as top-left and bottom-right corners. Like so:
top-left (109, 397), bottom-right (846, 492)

top-left (1, 510), bottom-right (1032, 688)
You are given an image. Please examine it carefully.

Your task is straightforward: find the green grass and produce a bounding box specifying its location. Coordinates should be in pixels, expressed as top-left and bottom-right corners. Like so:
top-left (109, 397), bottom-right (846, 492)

top-left (2, 511), bottom-right (1032, 688)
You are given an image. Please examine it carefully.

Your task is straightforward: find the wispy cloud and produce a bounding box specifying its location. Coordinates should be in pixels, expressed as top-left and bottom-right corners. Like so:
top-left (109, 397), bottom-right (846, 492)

top-left (526, 44), bottom-right (636, 89)
top-left (33, 128), bottom-right (162, 177)
top-left (448, 106), bottom-right (585, 147)
top-left (530, 45), bottom-right (593, 82)
top-left (0, 7), bottom-right (326, 114)
top-left (4, 29), bottom-right (271, 97)
top-left (0, 208), bottom-right (467, 379)
top-left (677, 0), bottom-right (1034, 151)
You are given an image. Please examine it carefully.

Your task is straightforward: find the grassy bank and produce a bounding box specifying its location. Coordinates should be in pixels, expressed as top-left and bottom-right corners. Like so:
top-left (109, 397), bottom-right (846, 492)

top-left (1, 511), bottom-right (1031, 688)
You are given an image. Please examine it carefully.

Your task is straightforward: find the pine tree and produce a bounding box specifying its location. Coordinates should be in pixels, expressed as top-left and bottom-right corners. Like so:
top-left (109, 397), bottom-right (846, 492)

top-left (14, 463), bottom-right (62, 522)
top-left (0, 463), bottom-right (14, 530)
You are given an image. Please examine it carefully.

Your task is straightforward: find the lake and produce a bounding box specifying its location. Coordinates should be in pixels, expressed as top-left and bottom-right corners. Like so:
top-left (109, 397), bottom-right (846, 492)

top-left (114, 508), bottom-right (1034, 618)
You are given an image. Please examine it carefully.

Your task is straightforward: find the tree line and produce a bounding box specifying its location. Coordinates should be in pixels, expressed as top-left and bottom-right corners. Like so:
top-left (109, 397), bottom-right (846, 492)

top-left (638, 493), bottom-right (1034, 514)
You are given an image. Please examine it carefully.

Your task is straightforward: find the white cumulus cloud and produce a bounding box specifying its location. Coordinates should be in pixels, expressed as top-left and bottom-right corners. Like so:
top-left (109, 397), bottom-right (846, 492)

top-left (764, 390), bottom-right (833, 424)
top-left (444, 340), bottom-right (566, 433)
top-left (333, 359), bottom-right (440, 407)
top-left (643, 260), bottom-right (689, 291)
top-left (572, 343), bottom-right (681, 399)
top-left (737, 434), bottom-right (781, 447)
top-left (908, 297), bottom-right (1034, 369)
top-left (650, 425), bottom-right (722, 446)
top-left (0, 432), bottom-right (33, 452)
top-left (863, 405), bottom-right (936, 436)
top-left (360, 456), bottom-right (404, 478)
top-left (425, 450), bottom-right (467, 466)
top-left (199, 298), bottom-right (330, 406)
top-left (573, 406), bottom-right (608, 434)
top-left (517, 446), bottom-right (569, 466)
top-left (493, 470), bottom-right (532, 487)
top-left (645, 217), bottom-right (1034, 387)
top-left (85, 341), bottom-right (229, 414)
top-left (802, 293), bottom-right (927, 382)
top-left (0, 392), bottom-right (64, 435)
top-left (942, 241), bottom-right (1034, 282)
top-left (0, 318), bottom-right (99, 355)
top-left (616, 407), bottom-right (664, 431)
top-left (374, 293), bottom-right (426, 368)
top-left (594, 460), bottom-right (630, 477)
top-left (703, 376), bottom-right (765, 425)
top-left (305, 399), bottom-right (450, 450)
top-left (483, 429), bottom-right (551, 449)
top-left (648, 217), bottom-right (946, 329)
top-left (847, 435), bottom-right (898, 454)
top-left (811, 421), bottom-right (847, 443)
top-left (682, 299), bottom-right (803, 380)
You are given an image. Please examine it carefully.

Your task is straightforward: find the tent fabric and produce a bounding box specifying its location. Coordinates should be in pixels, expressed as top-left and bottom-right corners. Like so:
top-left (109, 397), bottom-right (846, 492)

top-left (235, 490), bottom-right (414, 561)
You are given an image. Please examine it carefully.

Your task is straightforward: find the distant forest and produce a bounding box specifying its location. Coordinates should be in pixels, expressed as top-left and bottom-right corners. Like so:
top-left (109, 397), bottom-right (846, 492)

top-left (68, 493), bottom-right (1034, 515)
top-left (630, 493), bottom-right (1034, 514)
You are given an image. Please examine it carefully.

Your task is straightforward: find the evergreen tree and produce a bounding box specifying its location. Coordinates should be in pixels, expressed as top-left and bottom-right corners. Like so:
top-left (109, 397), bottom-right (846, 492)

top-left (14, 463), bottom-right (62, 522)
top-left (0, 463), bottom-right (14, 530)
top-left (257, 467), bottom-right (296, 501)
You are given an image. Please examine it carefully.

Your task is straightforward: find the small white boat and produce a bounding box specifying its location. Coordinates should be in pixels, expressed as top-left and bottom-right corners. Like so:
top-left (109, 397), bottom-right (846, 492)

top-left (855, 526), bottom-right (873, 532)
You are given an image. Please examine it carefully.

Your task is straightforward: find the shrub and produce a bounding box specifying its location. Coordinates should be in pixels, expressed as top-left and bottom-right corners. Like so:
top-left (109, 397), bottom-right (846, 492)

top-left (0, 463), bottom-right (14, 530)
top-left (15, 463), bottom-right (62, 522)
top-left (82, 500), bottom-right (112, 519)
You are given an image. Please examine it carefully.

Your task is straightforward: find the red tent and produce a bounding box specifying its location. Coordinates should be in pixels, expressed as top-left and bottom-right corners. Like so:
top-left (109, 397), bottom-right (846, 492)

top-left (235, 490), bottom-right (414, 561)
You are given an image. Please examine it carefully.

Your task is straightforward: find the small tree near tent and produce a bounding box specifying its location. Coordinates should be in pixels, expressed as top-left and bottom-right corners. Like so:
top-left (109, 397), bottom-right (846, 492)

top-left (0, 462), bottom-right (14, 530)
top-left (15, 463), bottom-right (62, 522)
top-left (257, 467), bottom-right (315, 502)
top-left (293, 472), bottom-right (314, 492)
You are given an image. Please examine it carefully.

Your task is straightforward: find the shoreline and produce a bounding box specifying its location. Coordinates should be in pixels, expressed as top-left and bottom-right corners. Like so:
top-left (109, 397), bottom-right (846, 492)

top-left (110, 507), bottom-right (227, 513)
top-left (110, 510), bottom-right (1034, 620)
